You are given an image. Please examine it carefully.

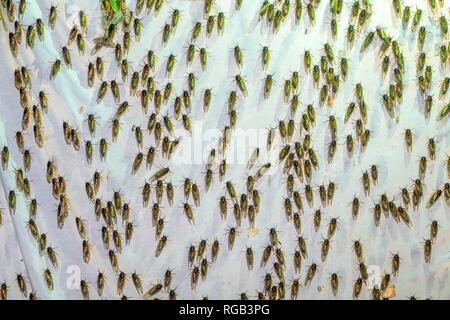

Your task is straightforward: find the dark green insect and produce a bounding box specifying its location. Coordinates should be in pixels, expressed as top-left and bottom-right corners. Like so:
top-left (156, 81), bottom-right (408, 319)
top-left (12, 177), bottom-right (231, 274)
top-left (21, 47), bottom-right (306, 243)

top-left (162, 24), bottom-right (171, 46)
top-left (146, 50), bottom-right (156, 71)
top-left (166, 54), bottom-right (175, 77)
top-left (436, 103), bottom-right (449, 121)
top-left (440, 45), bottom-right (448, 67)
top-left (324, 43), bottom-right (334, 63)
top-left (235, 75), bottom-right (247, 96)
top-left (205, 15), bottom-right (215, 37)
top-left (347, 25), bottom-right (356, 49)
top-left (99, 138), bottom-right (108, 161)
top-left (170, 9), bottom-right (180, 31)
top-left (378, 55), bottom-right (389, 78)
top-left (217, 12), bottom-right (225, 35)
top-left (343, 102), bottom-right (355, 123)
top-left (360, 31), bottom-right (374, 54)
top-left (273, 10), bottom-right (282, 33)
top-left (76, 34), bottom-right (85, 56)
top-left (416, 52), bottom-right (426, 75)
top-left (424, 239), bottom-right (432, 263)
top-left (67, 25), bottom-right (78, 46)
top-left (261, 46), bottom-right (270, 70)
top-left (439, 77), bottom-right (449, 99)
top-left (417, 26), bottom-right (426, 51)
top-left (95, 56), bottom-right (104, 81)
top-left (418, 156), bottom-right (427, 180)
top-left (304, 50), bottom-right (311, 74)
top-left (307, 3), bottom-right (315, 26)
top-left (357, 9), bottom-right (369, 29)
top-left (439, 16), bottom-right (448, 40)
top-left (402, 6), bottom-right (410, 29)
top-left (185, 44), bottom-right (196, 67)
top-left (267, 3), bottom-right (275, 23)
top-left (48, 6), bottom-right (57, 30)
top-left (235, 0), bottom-right (243, 10)
top-left (424, 66), bottom-right (432, 89)
top-left (424, 95), bottom-right (433, 119)
top-left (319, 85), bottom-right (328, 106)
top-left (35, 18), bottom-right (44, 41)
top-left (61, 46), bottom-right (71, 68)
top-left (259, 0), bottom-right (270, 21)
top-left (336, 0), bottom-right (343, 15)
top-left (49, 59), bottom-right (61, 81)
top-left (283, 80), bottom-right (291, 102)
top-left (153, 0), bottom-right (164, 16)
top-left (330, 19), bottom-right (338, 40)
top-left (264, 74), bottom-right (273, 99)
top-left (328, 115), bottom-right (337, 140)
top-left (26, 25), bottom-right (35, 49)
top-left (304, 263), bottom-right (317, 286)
top-left (411, 9), bottom-right (422, 32)
top-left (18, 0), bottom-right (26, 17)
top-left (79, 10), bottom-right (87, 34)
top-left (14, 21), bottom-right (24, 45)
top-left (129, 72), bottom-right (139, 96)
top-left (360, 129), bottom-right (371, 152)
top-left (381, 93), bottom-right (395, 119)
top-left (392, 0), bottom-right (401, 18)
top-left (191, 21), bottom-right (202, 42)
top-left (199, 48), bottom-right (208, 71)
top-left (355, 83), bottom-right (364, 105)
top-left (294, 0), bottom-right (302, 25)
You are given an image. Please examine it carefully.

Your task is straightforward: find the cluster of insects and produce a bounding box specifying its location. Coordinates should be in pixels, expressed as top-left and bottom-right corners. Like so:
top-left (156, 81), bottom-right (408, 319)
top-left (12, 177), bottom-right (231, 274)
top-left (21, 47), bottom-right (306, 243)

top-left (0, 0), bottom-right (448, 300)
